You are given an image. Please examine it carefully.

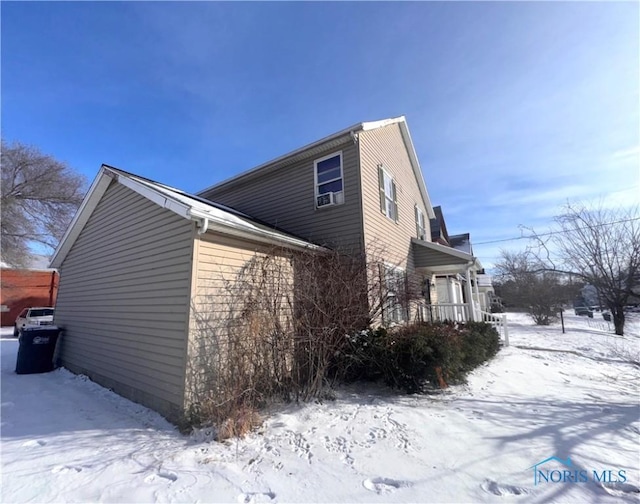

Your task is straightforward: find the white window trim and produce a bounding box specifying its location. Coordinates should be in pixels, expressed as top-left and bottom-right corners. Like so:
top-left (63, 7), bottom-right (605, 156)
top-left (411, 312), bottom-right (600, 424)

top-left (378, 165), bottom-right (398, 222)
top-left (314, 151), bottom-right (344, 208)
top-left (382, 263), bottom-right (408, 325)
top-left (415, 205), bottom-right (426, 241)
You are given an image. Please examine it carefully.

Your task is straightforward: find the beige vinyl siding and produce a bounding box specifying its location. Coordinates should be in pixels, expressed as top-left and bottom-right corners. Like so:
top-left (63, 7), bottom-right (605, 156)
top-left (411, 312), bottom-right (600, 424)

top-left (191, 234), bottom-right (281, 343)
top-left (54, 182), bottom-right (194, 421)
top-left (360, 124), bottom-right (435, 322)
top-left (359, 124), bottom-right (432, 271)
top-left (185, 233), bottom-right (294, 404)
top-left (201, 139), bottom-right (364, 251)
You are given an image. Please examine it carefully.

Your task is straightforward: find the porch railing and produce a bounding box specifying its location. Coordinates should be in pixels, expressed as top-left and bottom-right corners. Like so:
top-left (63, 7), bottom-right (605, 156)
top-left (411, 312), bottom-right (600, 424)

top-left (418, 303), bottom-right (471, 323)
top-left (477, 310), bottom-right (510, 346)
top-left (416, 303), bottom-right (510, 346)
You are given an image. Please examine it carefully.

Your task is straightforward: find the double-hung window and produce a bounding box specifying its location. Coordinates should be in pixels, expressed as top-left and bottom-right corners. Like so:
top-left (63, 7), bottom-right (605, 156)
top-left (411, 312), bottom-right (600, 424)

top-left (315, 152), bottom-right (344, 207)
top-left (415, 206), bottom-right (426, 240)
top-left (378, 166), bottom-right (398, 222)
top-left (382, 264), bottom-right (408, 325)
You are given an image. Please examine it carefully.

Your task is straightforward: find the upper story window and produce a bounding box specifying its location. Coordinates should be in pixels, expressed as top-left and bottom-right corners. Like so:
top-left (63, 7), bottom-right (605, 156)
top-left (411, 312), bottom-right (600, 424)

top-left (315, 152), bottom-right (344, 208)
top-left (415, 206), bottom-right (426, 241)
top-left (378, 165), bottom-right (398, 222)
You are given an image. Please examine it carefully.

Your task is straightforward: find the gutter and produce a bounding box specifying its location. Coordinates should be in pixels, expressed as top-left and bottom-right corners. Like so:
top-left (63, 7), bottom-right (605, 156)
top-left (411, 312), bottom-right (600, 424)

top-left (189, 209), bottom-right (325, 253)
top-left (197, 217), bottom-right (209, 235)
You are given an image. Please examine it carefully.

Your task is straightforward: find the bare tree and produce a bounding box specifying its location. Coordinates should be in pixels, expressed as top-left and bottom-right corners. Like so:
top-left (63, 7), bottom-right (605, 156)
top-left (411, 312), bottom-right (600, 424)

top-left (1, 140), bottom-right (86, 266)
top-left (550, 203), bottom-right (640, 336)
top-left (494, 250), bottom-right (569, 325)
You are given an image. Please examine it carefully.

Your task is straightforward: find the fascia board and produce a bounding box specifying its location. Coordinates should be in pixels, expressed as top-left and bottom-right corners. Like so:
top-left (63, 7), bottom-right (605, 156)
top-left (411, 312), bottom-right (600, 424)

top-left (189, 208), bottom-right (325, 252)
top-left (49, 169), bottom-right (114, 268)
top-left (361, 116), bottom-right (406, 131)
top-left (412, 237), bottom-right (475, 262)
top-left (399, 120), bottom-right (436, 220)
top-left (115, 173), bottom-right (191, 219)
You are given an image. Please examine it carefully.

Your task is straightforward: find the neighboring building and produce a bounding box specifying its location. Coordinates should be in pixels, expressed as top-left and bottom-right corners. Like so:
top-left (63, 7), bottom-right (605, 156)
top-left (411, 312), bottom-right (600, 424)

top-left (475, 272), bottom-right (497, 312)
top-left (426, 207), bottom-right (494, 320)
top-left (0, 268), bottom-right (58, 327)
top-left (50, 116), bottom-right (504, 422)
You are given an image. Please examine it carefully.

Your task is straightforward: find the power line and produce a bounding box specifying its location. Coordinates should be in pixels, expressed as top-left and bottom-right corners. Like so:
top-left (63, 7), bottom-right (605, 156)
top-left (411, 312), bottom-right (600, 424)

top-left (474, 217), bottom-right (640, 246)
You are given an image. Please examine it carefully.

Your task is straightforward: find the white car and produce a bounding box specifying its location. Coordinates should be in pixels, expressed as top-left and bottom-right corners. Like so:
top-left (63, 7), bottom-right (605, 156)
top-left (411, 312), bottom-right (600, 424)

top-left (14, 307), bottom-right (55, 337)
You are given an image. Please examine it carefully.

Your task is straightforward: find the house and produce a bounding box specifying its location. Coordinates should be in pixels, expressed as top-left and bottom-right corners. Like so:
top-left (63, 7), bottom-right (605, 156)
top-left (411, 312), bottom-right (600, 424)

top-left (198, 116), bottom-right (486, 325)
top-left (50, 116), bottom-right (505, 423)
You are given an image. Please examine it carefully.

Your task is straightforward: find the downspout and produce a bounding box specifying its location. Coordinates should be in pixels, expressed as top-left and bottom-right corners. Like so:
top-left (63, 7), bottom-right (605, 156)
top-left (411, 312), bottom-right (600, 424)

top-left (197, 217), bottom-right (209, 235)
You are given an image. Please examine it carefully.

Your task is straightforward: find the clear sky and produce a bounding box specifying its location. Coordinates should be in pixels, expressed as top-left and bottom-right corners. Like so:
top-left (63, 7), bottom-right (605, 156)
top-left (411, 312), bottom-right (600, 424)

top-left (2, 1), bottom-right (638, 268)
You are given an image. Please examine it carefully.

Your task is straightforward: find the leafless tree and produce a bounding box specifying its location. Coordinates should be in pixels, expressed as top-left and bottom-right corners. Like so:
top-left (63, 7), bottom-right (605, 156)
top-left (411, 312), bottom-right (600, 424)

top-left (1, 140), bottom-right (86, 267)
top-left (549, 203), bottom-right (640, 336)
top-left (494, 250), bottom-right (569, 325)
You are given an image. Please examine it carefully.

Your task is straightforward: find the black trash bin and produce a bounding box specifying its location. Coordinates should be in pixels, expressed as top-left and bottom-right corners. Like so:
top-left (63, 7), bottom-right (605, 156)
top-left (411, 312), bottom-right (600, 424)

top-left (15, 326), bottom-right (62, 374)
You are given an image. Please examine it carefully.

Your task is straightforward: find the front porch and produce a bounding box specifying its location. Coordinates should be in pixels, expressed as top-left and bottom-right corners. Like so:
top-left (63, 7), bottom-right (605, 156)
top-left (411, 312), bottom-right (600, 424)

top-left (416, 302), bottom-right (510, 345)
top-left (411, 238), bottom-right (509, 345)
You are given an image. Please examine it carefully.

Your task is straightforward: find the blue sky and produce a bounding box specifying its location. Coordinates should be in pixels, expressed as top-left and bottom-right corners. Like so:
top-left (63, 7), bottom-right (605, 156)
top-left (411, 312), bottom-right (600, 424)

top-left (2, 2), bottom-right (638, 267)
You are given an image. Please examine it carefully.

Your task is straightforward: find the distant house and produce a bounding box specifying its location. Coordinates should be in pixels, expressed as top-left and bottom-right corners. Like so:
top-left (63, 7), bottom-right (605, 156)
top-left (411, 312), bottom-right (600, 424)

top-left (51, 116), bottom-right (504, 422)
top-left (427, 207), bottom-right (496, 319)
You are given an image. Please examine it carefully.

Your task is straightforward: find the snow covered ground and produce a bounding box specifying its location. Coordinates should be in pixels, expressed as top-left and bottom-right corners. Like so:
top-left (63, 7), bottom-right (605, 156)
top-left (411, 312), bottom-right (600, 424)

top-left (1, 313), bottom-right (639, 503)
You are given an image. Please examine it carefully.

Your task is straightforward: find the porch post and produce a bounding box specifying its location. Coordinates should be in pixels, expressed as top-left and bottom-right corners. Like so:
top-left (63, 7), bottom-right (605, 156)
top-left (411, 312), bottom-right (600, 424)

top-left (472, 269), bottom-right (481, 311)
top-left (465, 266), bottom-right (477, 321)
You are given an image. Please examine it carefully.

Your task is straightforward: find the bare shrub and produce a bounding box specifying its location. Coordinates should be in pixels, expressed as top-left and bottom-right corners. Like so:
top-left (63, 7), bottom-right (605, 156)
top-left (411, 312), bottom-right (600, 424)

top-left (185, 244), bottom-right (424, 434)
top-left (494, 250), bottom-right (568, 325)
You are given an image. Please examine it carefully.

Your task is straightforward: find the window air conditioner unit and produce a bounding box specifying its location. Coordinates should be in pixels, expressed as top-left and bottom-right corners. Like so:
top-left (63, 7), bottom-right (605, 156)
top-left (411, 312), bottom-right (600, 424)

top-left (317, 192), bottom-right (337, 208)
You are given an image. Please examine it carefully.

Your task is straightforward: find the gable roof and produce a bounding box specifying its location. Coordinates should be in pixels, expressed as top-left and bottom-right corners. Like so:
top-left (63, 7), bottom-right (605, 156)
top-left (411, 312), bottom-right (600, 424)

top-left (430, 205), bottom-right (450, 244)
top-left (50, 165), bottom-right (323, 268)
top-left (412, 237), bottom-right (481, 273)
top-left (197, 116), bottom-right (436, 219)
top-left (449, 233), bottom-right (472, 255)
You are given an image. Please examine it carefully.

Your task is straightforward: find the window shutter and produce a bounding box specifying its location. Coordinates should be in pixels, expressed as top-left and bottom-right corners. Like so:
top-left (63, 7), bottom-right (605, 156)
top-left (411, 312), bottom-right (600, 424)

top-left (415, 205), bottom-right (420, 238)
top-left (392, 180), bottom-right (398, 222)
top-left (378, 165), bottom-right (386, 214)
